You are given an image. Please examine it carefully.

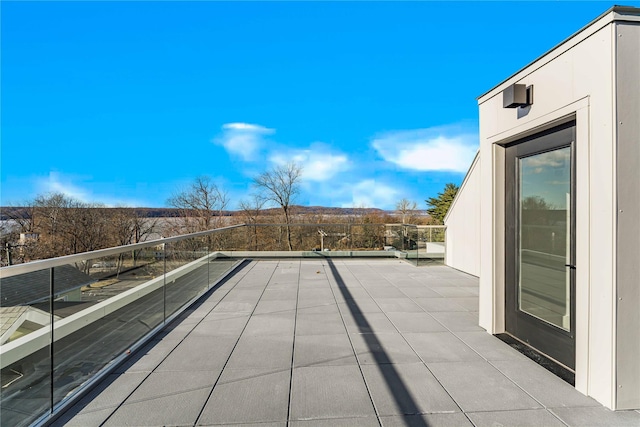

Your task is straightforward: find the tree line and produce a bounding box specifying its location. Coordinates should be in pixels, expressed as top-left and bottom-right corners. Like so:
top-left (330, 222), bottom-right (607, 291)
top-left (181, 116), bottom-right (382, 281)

top-left (1, 162), bottom-right (458, 265)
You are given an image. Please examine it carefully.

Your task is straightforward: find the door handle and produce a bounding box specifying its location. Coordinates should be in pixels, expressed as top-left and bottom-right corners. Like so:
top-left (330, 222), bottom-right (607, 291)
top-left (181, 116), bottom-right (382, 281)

top-left (565, 264), bottom-right (576, 270)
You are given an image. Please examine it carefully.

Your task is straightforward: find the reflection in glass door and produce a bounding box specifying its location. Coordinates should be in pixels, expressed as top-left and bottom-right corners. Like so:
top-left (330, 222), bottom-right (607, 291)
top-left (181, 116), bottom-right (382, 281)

top-left (505, 121), bottom-right (575, 371)
top-left (518, 147), bottom-right (571, 330)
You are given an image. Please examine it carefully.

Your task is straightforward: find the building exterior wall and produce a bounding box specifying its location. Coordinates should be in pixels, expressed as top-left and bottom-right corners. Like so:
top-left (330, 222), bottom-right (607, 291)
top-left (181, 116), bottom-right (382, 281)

top-left (614, 20), bottom-right (640, 410)
top-left (444, 153), bottom-right (480, 277)
top-left (475, 8), bottom-right (640, 410)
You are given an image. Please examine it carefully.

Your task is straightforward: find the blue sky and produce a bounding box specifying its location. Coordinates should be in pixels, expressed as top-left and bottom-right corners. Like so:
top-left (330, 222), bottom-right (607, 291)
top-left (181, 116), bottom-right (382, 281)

top-left (1, 1), bottom-right (631, 210)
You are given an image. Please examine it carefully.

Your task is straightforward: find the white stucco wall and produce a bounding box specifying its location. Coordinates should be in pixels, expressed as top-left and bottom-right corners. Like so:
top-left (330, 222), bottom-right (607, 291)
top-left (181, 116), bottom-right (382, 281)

top-left (444, 152), bottom-right (480, 276)
top-left (475, 8), bottom-right (640, 410)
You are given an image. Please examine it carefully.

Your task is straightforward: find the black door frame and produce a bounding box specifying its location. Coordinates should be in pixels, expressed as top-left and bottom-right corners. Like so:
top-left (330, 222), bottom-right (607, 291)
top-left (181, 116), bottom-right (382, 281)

top-left (505, 121), bottom-right (576, 371)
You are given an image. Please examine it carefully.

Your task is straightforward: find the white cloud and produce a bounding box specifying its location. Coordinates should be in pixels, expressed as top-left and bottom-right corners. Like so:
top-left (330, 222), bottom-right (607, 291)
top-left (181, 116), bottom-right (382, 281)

top-left (38, 171), bottom-right (90, 202)
top-left (214, 122), bottom-right (274, 161)
top-left (222, 123), bottom-right (270, 131)
top-left (371, 125), bottom-right (478, 173)
top-left (341, 179), bottom-right (399, 208)
top-left (524, 149), bottom-right (569, 171)
top-left (36, 172), bottom-right (148, 207)
top-left (269, 146), bottom-right (350, 182)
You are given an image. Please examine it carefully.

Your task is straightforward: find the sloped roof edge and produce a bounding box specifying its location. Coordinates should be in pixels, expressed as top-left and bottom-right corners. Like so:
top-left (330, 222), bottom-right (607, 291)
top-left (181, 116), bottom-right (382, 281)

top-left (477, 5), bottom-right (640, 103)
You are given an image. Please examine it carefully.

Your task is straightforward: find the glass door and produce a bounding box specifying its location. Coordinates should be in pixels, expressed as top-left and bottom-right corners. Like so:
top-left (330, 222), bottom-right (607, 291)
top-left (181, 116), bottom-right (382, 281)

top-left (505, 122), bottom-right (576, 371)
top-left (519, 147), bottom-right (571, 330)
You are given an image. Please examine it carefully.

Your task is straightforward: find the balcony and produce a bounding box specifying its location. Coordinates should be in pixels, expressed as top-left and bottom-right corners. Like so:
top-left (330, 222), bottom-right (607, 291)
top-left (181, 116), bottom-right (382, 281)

top-left (1, 225), bottom-right (638, 426)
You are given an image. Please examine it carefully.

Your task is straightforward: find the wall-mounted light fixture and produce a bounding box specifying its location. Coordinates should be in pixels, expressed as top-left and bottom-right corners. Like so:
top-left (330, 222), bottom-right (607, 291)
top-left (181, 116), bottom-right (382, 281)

top-left (503, 83), bottom-right (533, 108)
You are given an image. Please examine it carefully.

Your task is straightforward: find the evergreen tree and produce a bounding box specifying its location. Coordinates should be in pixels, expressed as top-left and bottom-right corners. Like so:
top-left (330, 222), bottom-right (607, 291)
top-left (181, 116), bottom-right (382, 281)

top-left (425, 183), bottom-right (459, 224)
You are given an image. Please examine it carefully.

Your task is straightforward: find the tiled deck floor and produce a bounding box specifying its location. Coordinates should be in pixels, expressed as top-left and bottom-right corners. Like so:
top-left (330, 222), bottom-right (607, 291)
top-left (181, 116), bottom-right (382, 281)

top-left (54, 260), bottom-right (640, 427)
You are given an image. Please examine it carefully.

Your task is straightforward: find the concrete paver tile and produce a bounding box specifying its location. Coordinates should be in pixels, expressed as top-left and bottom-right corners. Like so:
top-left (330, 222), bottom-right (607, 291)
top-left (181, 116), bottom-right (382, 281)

top-left (295, 312), bottom-right (347, 335)
top-left (455, 331), bottom-right (530, 361)
top-left (290, 366), bottom-right (376, 420)
top-left (51, 373), bottom-right (148, 427)
top-left (190, 315), bottom-right (249, 337)
top-left (253, 299), bottom-right (297, 315)
top-left (379, 413), bottom-right (473, 427)
top-left (337, 299), bottom-right (382, 313)
top-left (385, 312), bottom-right (447, 333)
top-left (430, 312), bottom-right (484, 332)
top-left (294, 333), bottom-right (357, 367)
top-left (296, 301), bottom-right (340, 314)
top-left (361, 363), bottom-right (459, 415)
top-left (492, 358), bottom-right (601, 408)
top-left (550, 405), bottom-right (640, 426)
top-left (156, 336), bottom-right (237, 372)
top-left (467, 409), bottom-right (566, 427)
top-left (103, 371), bottom-right (217, 427)
top-left (342, 312), bottom-right (398, 334)
top-left (290, 417), bottom-right (379, 426)
top-left (427, 361), bottom-right (542, 412)
top-left (225, 335), bottom-right (294, 369)
top-left (114, 339), bottom-right (181, 373)
top-left (350, 332), bottom-right (421, 365)
top-left (198, 368), bottom-right (290, 425)
top-left (403, 332), bottom-right (483, 363)
top-left (374, 298), bottom-right (424, 313)
top-left (242, 312), bottom-right (295, 336)
top-left (413, 297), bottom-right (468, 312)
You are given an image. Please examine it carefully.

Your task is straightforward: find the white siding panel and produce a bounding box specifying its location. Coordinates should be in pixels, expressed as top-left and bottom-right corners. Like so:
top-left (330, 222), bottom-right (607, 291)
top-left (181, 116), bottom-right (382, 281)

top-left (445, 154), bottom-right (480, 277)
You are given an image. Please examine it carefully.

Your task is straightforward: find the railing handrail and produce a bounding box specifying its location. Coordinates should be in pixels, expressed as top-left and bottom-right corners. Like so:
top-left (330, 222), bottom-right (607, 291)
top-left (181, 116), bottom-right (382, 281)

top-left (0, 223), bottom-right (247, 279)
top-left (245, 223), bottom-right (386, 227)
top-left (244, 223), bottom-right (445, 227)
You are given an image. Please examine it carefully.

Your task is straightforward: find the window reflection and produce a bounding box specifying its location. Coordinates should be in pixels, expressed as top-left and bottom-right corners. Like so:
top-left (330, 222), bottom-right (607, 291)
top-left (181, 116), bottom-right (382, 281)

top-left (518, 147), bottom-right (571, 331)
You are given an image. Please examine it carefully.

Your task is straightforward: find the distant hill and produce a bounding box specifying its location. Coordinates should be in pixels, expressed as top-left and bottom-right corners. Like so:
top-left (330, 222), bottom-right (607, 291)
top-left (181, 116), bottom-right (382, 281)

top-left (0, 205), bottom-right (428, 220)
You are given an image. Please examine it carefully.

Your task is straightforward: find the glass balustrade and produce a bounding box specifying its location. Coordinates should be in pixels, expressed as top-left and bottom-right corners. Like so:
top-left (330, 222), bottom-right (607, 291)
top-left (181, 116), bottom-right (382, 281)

top-left (0, 222), bottom-right (444, 426)
top-left (0, 226), bottom-right (243, 427)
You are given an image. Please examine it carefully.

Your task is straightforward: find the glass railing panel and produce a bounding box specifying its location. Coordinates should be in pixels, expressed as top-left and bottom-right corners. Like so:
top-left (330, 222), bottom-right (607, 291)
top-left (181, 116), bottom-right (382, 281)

top-left (164, 237), bottom-right (211, 319)
top-left (0, 225), bottom-right (245, 425)
top-left (416, 226), bottom-right (446, 266)
top-left (403, 225), bottom-right (419, 266)
top-left (383, 224), bottom-right (404, 251)
top-left (208, 256), bottom-right (242, 289)
top-left (212, 228), bottom-right (238, 252)
top-left (349, 224), bottom-right (385, 250)
top-left (50, 246), bottom-right (165, 409)
top-left (0, 266), bottom-right (53, 427)
top-left (259, 224), bottom-right (287, 251)
top-left (311, 224), bottom-right (351, 252)
top-left (239, 223), bottom-right (260, 251)
top-left (289, 224), bottom-right (305, 251)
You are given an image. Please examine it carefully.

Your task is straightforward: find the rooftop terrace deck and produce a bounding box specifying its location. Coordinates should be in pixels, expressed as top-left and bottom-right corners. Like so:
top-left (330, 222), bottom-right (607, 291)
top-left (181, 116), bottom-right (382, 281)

top-left (53, 259), bottom-right (640, 427)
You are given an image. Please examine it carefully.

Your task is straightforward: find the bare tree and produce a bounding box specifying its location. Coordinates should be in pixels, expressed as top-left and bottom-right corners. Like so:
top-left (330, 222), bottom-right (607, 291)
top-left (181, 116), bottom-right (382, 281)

top-left (111, 208), bottom-right (158, 247)
top-left (2, 204), bottom-right (38, 234)
top-left (1, 221), bottom-right (19, 266)
top-left (66, 201), bottom-right (112, 253)
top-left (167, 176), bottom-right (229, 234)
top-left (2, 201), bottom-right (42, 264)
top-left (238, 195), bottom-right (265, 250)
top-left (253, 162), bottom-right (302, 251)
top-left (3, 193), bottom-right (161, 265)
top-left (34, 193), bottom-right (70, 245)
top-left (110, 208), bottom-right (159, 272)
top-left (396, 198), bottom-right (418, 224)
top-left (10, 193), bottom-right (115, 266)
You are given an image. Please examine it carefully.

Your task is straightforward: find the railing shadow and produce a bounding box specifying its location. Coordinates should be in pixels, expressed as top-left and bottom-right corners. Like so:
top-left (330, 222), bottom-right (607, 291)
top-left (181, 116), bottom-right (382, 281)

top-left (325, 259), bottom-right (429, 427)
